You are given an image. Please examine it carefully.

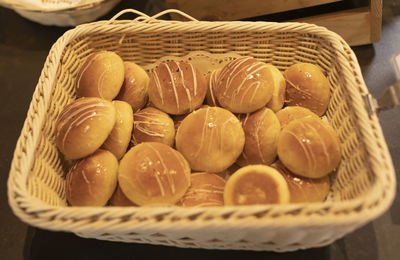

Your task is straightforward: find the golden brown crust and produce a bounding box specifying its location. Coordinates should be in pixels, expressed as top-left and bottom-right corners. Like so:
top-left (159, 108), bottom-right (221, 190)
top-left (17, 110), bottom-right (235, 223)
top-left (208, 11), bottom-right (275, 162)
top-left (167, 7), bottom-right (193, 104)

top-left (271, 160), bottom-right (330, 203)
top-left (55, 97), bottom-right (116, 160)
top-left (224, 165), bottom-right (290, 206)
top-left (148, 60), bottom-right (207, 115)
top-left (102, 101), bottom-right (134, 159)
top-left (214, 57), bottom-right (275, 113)
top-left (175, 107), bottom-right (245, 172)
top-left (116, 62), bottom-right (149, 112)
top-left (284, 63), bottom-right (330, 116)
top-left (76, 51), bottom-right (124, 100)
top-left (132, 107), bottom-right (175, 147)
top-left (276, 106), bottom-right (320, 129)
top-left (236, 108), bottom-right (281, 166)
top-left (265, 65), bottom-right (286, 112)
top-left (177, 172), bottom-right (225, 207)
top-left (277, 117), bottom-right (341, 178)
top-left (66, 149), bottom-right (118, 206)
top-left (118, 142), bottom-right (191, 206)
top-left (205, 69), bottom-right (221, 107)
top-left (109, 185), bottom-right (137, 207)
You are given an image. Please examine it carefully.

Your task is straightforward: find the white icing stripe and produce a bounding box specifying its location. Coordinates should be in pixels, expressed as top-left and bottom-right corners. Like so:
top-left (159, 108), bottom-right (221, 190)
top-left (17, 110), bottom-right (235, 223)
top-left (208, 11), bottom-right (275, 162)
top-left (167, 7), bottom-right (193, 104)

top-left (76, 54), bottom-right (98, 90)
top-left (164, 63), bottom-right (180, 111)
top-left (208, 70), bottom-right (218, 106)
top-left (58, 99), bottom-right (99, 123)
top-left (153, 172), bottom-right (166, 197)
top-left (194, 107), bottom-right (210, 158)
top-left (176, 61), bottom-right (193, 111)
top-left (148, 143), bottom-right (176, 195)
top-left (232, 62), bottom-right (266, 101)
top-left (153, 71), bottom-right (164, 105)
top-left (285, 130), bottom-right (314, 173)
top-left (254, 109), bottom-right (268, 164)
top-left (189, 63), bottom-right (198, 96)
top-left (248, 81), bottom-right (261, 104)
top-left (58, 102), bottom-right (105, 130)
top-left (305, 122), bottom-right (331, 167)
top-left (223, 57), bottom-right (253, 96)
top-left (97, 69), bottom-right (108, 99)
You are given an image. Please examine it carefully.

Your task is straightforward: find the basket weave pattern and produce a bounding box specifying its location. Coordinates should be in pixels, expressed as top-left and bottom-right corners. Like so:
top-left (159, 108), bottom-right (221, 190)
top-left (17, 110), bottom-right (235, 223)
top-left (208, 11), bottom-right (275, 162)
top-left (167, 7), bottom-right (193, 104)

top-left (8, 11), bottom-right (396, 251)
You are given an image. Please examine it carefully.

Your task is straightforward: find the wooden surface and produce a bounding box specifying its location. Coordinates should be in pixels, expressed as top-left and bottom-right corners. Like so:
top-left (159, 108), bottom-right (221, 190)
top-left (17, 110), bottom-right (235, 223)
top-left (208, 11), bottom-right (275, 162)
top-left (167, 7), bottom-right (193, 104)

top-left (166, 0), bottom-right (342, 21)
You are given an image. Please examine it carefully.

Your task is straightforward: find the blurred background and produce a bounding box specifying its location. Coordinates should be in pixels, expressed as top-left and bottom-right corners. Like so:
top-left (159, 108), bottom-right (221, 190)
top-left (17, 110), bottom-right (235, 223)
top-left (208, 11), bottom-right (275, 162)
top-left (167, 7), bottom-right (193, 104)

top-left (0, 0), bottom-right (399, 259)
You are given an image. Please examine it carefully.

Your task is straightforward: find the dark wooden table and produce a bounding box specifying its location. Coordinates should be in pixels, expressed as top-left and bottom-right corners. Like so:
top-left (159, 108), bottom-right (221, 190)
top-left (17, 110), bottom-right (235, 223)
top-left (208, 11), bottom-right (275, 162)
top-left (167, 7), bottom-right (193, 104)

top-left (1, 1), bottom-right (399, 259)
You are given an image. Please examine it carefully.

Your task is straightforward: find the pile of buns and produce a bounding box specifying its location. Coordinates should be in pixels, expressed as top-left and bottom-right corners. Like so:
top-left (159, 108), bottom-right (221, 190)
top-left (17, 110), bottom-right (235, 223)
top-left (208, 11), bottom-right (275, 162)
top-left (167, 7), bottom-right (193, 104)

top-left (58, 51), bottom-right (341, 208)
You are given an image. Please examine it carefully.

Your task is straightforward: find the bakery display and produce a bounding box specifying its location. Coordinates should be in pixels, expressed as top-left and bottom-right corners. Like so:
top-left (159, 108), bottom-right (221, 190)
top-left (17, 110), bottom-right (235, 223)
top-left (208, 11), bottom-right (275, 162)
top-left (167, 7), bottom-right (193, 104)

top-left (55, 97), bottom-right (116, 160)
top-left (224, 165), bottom-right (290, 206)
top-left (284, 62), bottom-right (331, 116)
top-left (59, 52), bottom-right (342, 209)
top-left (175, 106), bottom-right (245, 172)
top-left (148, 60), bottom-right (207, 115)
top-left (116, 61), bottom-right (150, 112)
top-left (102, 100), bottom-right (134, 159)
top-left (66, 149), bottom-right (118, 206)
top-left (118, 142), bottom-right (191, 206)
top-left (177, 172), bottom-right (225, 207)
top-left (237, 107), bottom-right (281, 166)
top-left (276, 106), bottom-right (320, 129)
top-left (132, 107), bottom-right (175, 147)
top-left (277, 117), bottom-right (341, 179)
top-left (272, 160), bottom-right (330, 203)
top-left (76, 51), bottom-right (125, 100)
top-left (109, 185), bottom-right (137, 207)
top-left (214, 57), bottom-right (277, 113)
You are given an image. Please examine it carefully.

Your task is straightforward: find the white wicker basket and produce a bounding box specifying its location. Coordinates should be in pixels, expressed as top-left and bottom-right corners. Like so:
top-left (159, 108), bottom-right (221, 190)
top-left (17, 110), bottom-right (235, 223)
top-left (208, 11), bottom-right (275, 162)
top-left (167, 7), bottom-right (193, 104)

top-left (0, 0), bottom-right (121, 26)
top-left (7, 9), bottom-right (396, 252)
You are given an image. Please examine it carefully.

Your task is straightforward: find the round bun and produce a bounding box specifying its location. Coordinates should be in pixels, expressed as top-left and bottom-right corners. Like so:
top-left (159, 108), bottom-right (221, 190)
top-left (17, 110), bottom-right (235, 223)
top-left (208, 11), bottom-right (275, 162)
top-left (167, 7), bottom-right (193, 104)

top-left (66, 149), bottom-right (118, 206)
top-left (236, 107), bottom-right (281, 166)
top-left (276, 106), bottom-right (319, 129)
top-left (177, 172), bottom-right (225, 207)
top-left (176, 107), bottom-right (245, 172)
top-left (132, 107), bottom-right (175, 147)
top-left (118, 142), bottom-right (191, 206)
top-left (277, 117), bottom-right (341, 178)
top-left (55, 97), bottom-right (116, 160)
top-left (214, 57), bottom-right (275, 113)
top-left (76, 51), bottom-right (124, 100)
top-left (110, 185), bottom-right (136, 206)
top-left (116, 61), bottom-right (149, 112)
top-left (205, 69), bottom-right (221, 106)
top-left (272, 160), bottom-right (330, 203)
top-left (265, 65), bottom-right (286, 112)
top-left (148, 60), bottom-right (207, 115)
top-left (284, 63), bottom-right (330, 116)
top-left (102, 101), bottom-right (134, 159)
top-left (224, 165), bottom-right (290, 206)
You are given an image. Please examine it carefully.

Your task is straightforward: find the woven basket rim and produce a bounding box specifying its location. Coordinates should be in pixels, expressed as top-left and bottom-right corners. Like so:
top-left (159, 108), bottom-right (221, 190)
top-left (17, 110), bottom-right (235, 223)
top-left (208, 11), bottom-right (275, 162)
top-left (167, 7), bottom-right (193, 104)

top-left (7, 13), bottom-right (397, 237)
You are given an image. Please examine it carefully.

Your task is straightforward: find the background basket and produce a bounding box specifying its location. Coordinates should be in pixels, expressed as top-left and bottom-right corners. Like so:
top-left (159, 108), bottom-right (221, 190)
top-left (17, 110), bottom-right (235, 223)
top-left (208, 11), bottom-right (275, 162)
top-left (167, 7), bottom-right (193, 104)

top-left (0, 0), bottom-right (121, 26)
top-left (7, 9), bottom-right (396, 252)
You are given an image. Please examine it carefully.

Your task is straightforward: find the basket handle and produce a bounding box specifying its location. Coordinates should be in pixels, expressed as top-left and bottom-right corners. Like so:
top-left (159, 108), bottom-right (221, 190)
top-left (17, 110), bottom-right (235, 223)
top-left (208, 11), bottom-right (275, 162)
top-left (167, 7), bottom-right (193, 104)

top-left (109, 8), bottom-right (199, 23)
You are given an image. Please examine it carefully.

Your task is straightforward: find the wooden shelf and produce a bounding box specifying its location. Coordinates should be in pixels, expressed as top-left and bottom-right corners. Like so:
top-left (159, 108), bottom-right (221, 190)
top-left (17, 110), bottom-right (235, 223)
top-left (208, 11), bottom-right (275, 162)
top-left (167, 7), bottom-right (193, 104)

top-left (165, 0), bottom-right (382, 46)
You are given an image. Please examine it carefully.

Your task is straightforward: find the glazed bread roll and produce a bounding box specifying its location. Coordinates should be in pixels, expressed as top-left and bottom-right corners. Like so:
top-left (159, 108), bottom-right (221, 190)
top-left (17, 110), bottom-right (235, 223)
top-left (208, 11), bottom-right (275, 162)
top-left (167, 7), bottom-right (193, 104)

top-left (176, 107), bottom-right (245, 172)
top-left (132, 107), bottom-right (175, 147)
top-left (236, 107), bottom-right (281, 166)
top-left (265, 66), bottom-right (286, 112)
top-left (272, 160), bottom-right (330, 203)
top-left (55, 97), bottom-right (116, 160)
top-left (148, 60), bottom-right (207, 115)
top-left (76, 51), bottom-right (124, 100)
top-left (214, 57), bottom-right (275, 113)
top-left (224, 165), bottom-right (290, 206)
top-left (284, 63), bottom-right (330, 116)
top-left (205, 69), bottom-right (221, 107)
top-left (116, 61), bottom-right (150, 112)
top-left (118, 142), bottom-right (191, 206)
top-left (109, 185), bottom-right (137, 206)
top-left (66, 149), bottom-right (118, 206)
top-left (276, 106), bottom-right (320, 129)
top-left (102, 101), bottom-right (134, 159)
top-left (177, 172), bottom-right (225, 207)
top-left (277, 117), bottom-right (341, 178)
